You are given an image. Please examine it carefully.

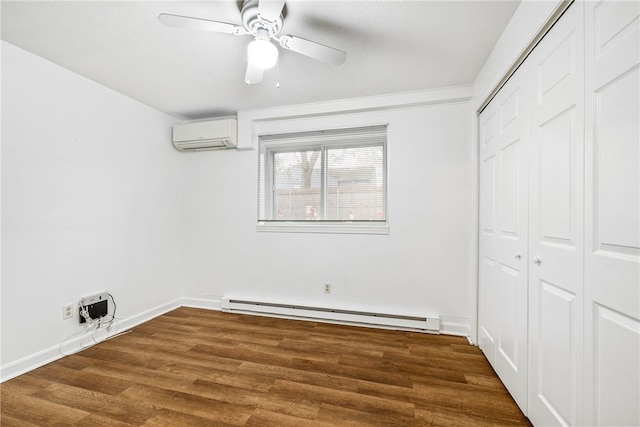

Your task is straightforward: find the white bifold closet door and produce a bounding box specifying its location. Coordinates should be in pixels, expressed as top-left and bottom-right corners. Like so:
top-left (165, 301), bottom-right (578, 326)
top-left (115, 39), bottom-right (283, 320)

top-left (527, 3), bottom-right (584, 425)
top-left (583, 1), bottom-right (640, 426)
top-left (479, 1), bottom-right (639, 425)
top-left (478, 62), bottom-right (529, 413)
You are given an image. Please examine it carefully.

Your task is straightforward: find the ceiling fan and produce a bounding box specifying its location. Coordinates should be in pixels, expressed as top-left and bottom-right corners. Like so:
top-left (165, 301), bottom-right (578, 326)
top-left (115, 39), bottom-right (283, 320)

top-left (158, 0), bottom-right (347, 85)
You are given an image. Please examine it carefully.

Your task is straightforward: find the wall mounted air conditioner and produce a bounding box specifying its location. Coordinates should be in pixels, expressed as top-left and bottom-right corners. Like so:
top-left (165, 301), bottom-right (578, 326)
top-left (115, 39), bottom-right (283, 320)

top-left (172, 119), bottom-right (237, 151)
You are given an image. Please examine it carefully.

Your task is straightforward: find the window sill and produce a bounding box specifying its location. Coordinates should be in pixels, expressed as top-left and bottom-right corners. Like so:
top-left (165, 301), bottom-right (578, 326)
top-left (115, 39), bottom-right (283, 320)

top-left (256, 222), bottom-right (389, 235)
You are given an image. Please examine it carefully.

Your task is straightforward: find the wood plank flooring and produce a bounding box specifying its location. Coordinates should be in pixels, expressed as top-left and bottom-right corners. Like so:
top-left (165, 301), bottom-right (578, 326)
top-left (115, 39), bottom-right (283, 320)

top-left (1, 307), bottom-right (531, 426)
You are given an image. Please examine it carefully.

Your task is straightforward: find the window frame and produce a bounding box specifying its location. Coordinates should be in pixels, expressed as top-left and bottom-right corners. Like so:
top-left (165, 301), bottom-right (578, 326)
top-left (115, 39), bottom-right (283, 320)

top-left (257, 125), bottom-right (389, 235)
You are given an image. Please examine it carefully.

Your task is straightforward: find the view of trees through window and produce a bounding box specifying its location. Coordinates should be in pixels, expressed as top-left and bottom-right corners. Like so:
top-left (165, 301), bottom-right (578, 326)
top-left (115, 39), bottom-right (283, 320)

top-left (272, 145), bottom-right (385, 221)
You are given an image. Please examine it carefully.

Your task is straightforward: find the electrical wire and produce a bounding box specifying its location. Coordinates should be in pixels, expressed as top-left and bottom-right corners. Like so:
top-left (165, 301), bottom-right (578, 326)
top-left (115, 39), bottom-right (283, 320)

top-left (58, 293), bottom-right (123, 356)
top-left (108, 293), bottom-right (117, 322)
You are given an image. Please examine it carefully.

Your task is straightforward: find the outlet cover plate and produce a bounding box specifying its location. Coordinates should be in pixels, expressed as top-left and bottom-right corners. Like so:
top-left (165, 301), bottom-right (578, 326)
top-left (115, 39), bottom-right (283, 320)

top-left (63, 304), bottom-right (73, 319)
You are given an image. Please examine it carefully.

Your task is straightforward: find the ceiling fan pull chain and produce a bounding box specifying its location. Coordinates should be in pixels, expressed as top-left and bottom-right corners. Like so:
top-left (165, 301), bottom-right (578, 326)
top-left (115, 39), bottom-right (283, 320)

top-left (276, 60), bottom-right (280, 88)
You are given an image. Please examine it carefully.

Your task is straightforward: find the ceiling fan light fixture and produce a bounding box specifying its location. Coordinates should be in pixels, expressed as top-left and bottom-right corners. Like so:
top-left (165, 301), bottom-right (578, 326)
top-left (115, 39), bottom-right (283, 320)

top-left (248, 38), bottom-right (279, 69)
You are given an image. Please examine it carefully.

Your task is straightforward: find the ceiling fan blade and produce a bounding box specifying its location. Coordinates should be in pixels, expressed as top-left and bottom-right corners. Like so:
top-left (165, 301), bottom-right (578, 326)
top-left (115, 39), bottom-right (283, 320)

top-left (257, 0), bottom-right (286, 23)
top-left (158, 13), bottom-right (247, 35)
top-left (245, 61), bottom-right (264, 85)
top-left (278, 35), bottom-right (346, 66)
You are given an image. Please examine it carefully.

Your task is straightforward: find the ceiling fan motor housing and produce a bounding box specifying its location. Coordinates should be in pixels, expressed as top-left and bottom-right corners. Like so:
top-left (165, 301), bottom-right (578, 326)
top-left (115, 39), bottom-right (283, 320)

top-left (241, 0), bottom-right (283, 38)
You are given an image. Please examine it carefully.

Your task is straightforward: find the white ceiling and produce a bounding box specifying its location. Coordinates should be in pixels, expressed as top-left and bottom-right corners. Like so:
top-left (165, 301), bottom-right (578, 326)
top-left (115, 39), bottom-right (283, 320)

top-left (1, 1), bottom-right (520, 120)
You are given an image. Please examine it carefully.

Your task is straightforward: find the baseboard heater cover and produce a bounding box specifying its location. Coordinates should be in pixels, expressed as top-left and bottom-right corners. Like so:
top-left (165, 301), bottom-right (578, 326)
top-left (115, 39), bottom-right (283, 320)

top-left (220, 298), bottom-right (440, 333)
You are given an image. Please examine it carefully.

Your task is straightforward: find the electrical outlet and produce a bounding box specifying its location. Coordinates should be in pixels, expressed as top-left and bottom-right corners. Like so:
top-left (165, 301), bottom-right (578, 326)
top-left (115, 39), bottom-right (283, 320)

top-left (63, 304), bottom-right (73, 320)
top-left (324, 282), bottom-right (332, 294)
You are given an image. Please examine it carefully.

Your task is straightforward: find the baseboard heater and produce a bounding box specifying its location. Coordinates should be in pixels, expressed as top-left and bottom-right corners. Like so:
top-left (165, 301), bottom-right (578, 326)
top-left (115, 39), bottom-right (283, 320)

top-left (220, 298), bottom-right (440, 333)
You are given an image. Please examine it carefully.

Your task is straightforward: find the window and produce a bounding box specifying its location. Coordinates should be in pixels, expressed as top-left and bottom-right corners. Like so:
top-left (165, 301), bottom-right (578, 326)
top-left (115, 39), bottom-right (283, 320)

top-left (258, 125), bottom-right (388, 234)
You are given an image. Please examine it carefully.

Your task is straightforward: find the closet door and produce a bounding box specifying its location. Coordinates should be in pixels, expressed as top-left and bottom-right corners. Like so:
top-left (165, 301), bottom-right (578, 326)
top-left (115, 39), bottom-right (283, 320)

top-left (478, 64), bottom-right (529, 412)
top-left (478, 94), bottom-right (499, 365)
top-left (584, 1), bottom-right (640, 425)
top-left (527, 3), bottom-right (585, 426)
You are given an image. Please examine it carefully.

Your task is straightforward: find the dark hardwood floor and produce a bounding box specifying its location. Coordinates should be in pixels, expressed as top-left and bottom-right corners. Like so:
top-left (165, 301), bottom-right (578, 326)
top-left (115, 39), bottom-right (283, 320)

top-left (1, 307), bottom-right (531, 426)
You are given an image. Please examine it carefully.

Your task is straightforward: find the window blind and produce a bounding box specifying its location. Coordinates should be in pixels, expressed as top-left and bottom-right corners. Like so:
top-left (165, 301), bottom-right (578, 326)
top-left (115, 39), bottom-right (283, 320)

top-left (258, 125), bottom-right (387, 224)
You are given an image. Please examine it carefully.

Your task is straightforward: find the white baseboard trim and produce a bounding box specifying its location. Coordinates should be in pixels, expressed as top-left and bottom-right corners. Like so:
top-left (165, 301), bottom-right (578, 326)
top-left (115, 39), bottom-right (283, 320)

top-left (181, 297), bottom-right (222, 311)
top-left (0, 343), bottom-right (64, 384)
top-left (439, 315), bottom-right (472, 338)
top-left (0, 298), bottom-right (182, 383)
top-left (116, 298), bottom-right (183, 332)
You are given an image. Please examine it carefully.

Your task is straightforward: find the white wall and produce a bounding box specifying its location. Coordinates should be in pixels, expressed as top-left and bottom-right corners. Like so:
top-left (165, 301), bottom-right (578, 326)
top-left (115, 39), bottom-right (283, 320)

top-left (1, 42), bottom-right (183, 376)
top-left (182, 92), bottom-right (474, 333)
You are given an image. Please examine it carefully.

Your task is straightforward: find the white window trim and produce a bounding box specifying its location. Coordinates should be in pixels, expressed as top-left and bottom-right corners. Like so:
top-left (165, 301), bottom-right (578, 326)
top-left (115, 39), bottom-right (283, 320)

top-left (256, 222), bottom-right (390, 235)
top-left (257, 125), bottom-right (388, 235)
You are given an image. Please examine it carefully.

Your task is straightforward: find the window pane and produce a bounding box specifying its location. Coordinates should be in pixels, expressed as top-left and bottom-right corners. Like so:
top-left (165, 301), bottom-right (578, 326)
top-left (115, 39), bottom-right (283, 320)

top-left (258, 125), bottom-right (387, 228)
top-left (273, 150), bottom-right (321, 220)
top-left (326, 145), bottom-right (385, 221)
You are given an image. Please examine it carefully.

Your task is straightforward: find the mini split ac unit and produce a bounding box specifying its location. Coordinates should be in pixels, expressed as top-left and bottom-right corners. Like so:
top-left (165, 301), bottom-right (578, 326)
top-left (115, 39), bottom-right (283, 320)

top-left (172, 119), bottom-right (238, 151)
